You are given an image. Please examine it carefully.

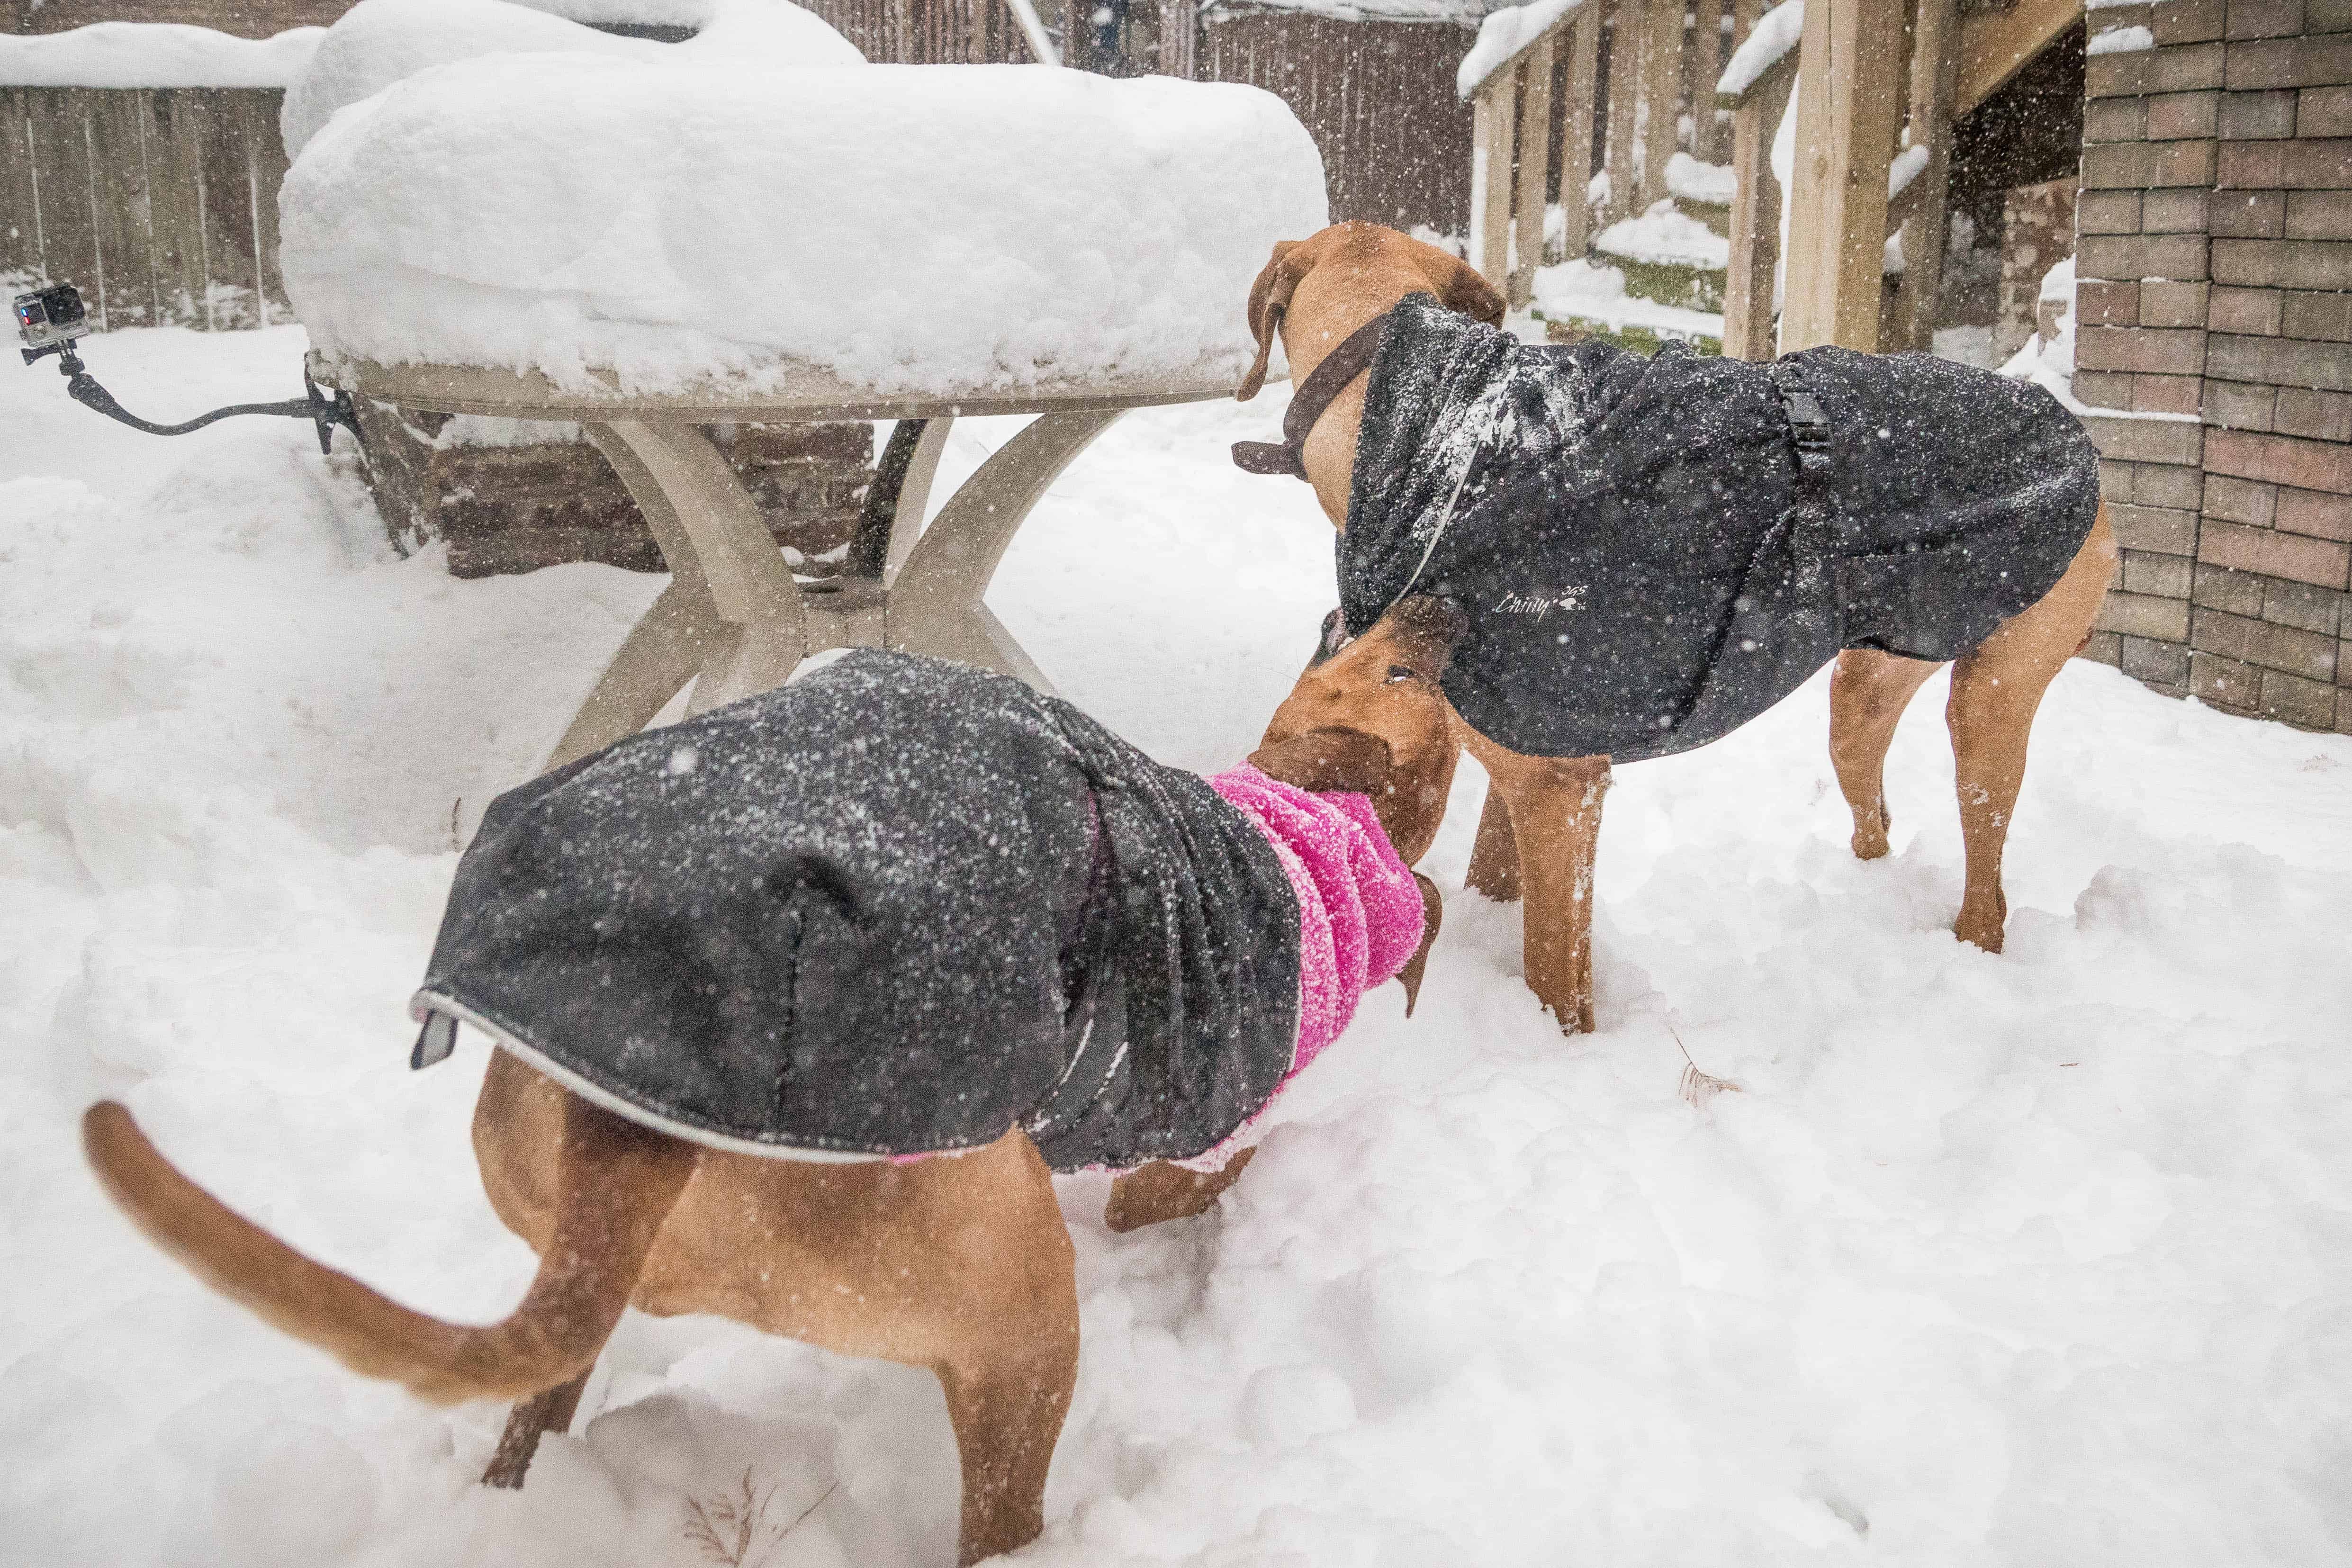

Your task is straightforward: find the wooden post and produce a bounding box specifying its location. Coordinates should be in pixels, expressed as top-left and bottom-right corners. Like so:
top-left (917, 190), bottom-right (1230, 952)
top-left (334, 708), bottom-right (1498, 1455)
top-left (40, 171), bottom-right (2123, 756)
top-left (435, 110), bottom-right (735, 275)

top-left (1891, 0), bottom-right (1958, 350)
top-left (0, 91), bottom-right (39, 296)
top-left (26, 91), bottom-right (102, 327)
top-left (1636, 0), bottom-right (1684, 211)
top-left (1158, 0), bottom-right (1195, 76)
top-left (1510, 33), bottom-right (1557, 300)
top-left (1955, 0), bottom-right (2082, 115)
top-left (1721, 60), bottom-right (1793, 359)
top-left (1556, 9), bottom-right (1601, 261)
top-left (1602, 0), bottom-right (1639, 228)
top-left (146, 88), bottom-right (215, 328)
top-left (1779, 0), bottom-right (1903, 351)
top-left (1471, 80), bottom-right (1516, 292)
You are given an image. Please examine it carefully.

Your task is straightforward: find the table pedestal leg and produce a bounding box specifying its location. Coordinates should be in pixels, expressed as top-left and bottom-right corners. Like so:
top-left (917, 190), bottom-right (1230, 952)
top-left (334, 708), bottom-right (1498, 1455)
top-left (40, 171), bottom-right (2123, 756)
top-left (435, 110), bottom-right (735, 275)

top-left (542, 409), bottom-right (1117, 772)
top-left (886, 408), bottom-right (1126, 694)
top-left (542, 421), bottom-right (810, 770)
top-left (883, 417), bottom-right (953, 580)
top-left (543, 580), bottom-right (730, 772)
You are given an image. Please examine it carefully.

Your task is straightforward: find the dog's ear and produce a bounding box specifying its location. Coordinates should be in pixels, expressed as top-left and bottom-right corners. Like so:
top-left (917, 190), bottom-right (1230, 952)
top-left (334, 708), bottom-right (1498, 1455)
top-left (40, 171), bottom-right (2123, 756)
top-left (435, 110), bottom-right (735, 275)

top-left (1310, 607), bottom-right (1350, 667)
top-left (1384, 594), bottom-right (1471, 678)
top-left (1438, 258), bottom-right (1507, 328)
top-left (1397, 871), bottom-right (1443, 1017)
top-left (1248, 727), bottom-right (1392, 795)
top-left (1239, 241), bottom-right (1308, 402)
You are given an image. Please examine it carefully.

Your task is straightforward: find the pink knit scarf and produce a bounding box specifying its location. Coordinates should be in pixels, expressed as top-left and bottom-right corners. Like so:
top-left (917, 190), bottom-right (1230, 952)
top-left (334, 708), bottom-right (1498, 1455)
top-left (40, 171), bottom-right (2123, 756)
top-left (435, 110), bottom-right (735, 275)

top-left (901, 766), bottom-right (1424, 1172)
top-left (1206, 763), bottom-right (1425, 1090)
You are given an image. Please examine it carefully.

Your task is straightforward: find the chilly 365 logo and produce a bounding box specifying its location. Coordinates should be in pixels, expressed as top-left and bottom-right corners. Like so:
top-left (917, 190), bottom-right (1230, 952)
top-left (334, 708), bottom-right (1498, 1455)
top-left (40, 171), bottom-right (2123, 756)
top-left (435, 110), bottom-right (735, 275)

top-left (1493, 586), bottom-right (1586, 622)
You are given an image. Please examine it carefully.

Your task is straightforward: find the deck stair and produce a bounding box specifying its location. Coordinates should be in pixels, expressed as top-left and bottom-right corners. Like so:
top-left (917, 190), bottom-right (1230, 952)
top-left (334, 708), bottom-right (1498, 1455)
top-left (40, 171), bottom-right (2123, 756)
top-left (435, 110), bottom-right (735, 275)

top-left (1460, 0), bottom-right (2084, 360)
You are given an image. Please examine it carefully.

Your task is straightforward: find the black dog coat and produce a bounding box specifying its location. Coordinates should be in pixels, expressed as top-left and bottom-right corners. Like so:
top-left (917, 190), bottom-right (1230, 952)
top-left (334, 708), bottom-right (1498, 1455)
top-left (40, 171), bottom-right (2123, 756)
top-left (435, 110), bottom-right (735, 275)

top-left (409, 651), bottom-right (1300, 1172)
top-left (1338, 294), bottom-right (2102, 761)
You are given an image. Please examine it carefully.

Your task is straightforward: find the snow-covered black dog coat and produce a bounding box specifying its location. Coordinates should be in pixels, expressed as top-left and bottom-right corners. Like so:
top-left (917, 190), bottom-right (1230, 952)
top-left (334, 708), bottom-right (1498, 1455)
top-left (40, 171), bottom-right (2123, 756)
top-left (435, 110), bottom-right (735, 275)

top-left (408, 652), bottom-right (1302, 1172)
top-left (1337, 294), bottom-right (2102, 761)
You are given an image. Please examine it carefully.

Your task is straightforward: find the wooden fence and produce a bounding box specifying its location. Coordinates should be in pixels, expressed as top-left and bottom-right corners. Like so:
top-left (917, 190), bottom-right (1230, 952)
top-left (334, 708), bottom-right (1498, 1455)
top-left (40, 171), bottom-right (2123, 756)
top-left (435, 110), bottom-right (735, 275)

top-left (798, 0), bottom-right (1035, 63)
top-left (1200, 9), bottom-right (1478, 234)
top-left (1, 85), bottom-right (291, 330)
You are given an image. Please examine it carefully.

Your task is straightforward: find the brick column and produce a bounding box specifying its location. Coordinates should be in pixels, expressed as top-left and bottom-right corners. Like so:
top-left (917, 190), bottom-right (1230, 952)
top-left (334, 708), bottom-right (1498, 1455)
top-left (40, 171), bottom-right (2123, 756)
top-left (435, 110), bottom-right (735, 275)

top-left (2075, 0), bottom-right (2220, 694)
top-left (2073, 0), bottom-right (2351, 729)
top-left (2191, 0), bottom-right (2351, 729)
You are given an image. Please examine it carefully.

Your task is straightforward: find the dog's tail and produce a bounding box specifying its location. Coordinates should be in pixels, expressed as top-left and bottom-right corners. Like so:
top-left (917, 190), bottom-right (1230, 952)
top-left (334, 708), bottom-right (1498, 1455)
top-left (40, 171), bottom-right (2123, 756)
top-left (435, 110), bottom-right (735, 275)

top-left (81, 1096), bottom-right (696, 1406)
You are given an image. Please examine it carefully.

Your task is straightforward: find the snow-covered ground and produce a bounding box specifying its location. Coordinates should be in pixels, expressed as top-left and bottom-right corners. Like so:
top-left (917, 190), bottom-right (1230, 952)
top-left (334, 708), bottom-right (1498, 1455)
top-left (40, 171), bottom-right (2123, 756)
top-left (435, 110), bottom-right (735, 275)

top-left (7, 325), bottom-right (2352, 1568)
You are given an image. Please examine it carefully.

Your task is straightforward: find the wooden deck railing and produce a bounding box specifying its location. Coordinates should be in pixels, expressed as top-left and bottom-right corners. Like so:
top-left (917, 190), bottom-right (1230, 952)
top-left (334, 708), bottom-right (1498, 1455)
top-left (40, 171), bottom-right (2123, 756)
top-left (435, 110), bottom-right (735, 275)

top-left (1475, 0), bottom-right (2082, 355)
top-left (1463, 0), bottom-right (1763, 310)
top-left (1718, 0), bottom-right (2082, 357)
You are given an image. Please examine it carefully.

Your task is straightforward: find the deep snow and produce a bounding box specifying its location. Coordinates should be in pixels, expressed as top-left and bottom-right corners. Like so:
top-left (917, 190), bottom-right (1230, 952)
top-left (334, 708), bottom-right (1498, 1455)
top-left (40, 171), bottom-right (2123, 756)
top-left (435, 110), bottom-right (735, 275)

top-left (6, 325), bottom-right (2352, 1568)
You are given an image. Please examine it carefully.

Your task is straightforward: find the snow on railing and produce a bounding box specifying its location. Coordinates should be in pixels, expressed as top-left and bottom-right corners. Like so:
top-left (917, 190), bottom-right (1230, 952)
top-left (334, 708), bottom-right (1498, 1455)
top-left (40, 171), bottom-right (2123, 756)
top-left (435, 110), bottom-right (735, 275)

top-left (1714, 0), bottom-right (1799, 102)
top-left (1456, 0), bottom-right (1583, 100)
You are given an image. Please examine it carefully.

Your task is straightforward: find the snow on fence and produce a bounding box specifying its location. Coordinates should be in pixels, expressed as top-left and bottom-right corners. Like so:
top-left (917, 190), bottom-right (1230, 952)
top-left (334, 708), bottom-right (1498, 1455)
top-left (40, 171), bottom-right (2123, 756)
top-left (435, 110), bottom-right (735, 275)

top-left (1, 27), bottom-right (321, 330)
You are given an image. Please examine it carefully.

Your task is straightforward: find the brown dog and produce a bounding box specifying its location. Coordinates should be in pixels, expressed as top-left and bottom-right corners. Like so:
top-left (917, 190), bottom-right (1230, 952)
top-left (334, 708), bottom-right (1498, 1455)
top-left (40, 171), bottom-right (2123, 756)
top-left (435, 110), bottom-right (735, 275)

top-left (80, 688), bottom-right (1449, 1567)
top-left (1242, 222), bottom-right (2118, 1032)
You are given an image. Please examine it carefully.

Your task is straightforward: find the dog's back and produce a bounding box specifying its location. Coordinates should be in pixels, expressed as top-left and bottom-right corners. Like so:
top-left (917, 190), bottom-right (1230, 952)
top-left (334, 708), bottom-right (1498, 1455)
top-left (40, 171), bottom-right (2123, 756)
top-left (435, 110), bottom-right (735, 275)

top-left (1336, 296), bottom-right (2100, 762)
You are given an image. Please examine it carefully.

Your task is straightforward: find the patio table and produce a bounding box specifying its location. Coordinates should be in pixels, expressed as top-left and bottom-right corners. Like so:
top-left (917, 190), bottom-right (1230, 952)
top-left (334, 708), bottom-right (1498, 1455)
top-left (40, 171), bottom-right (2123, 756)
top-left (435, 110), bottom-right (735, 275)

top-left (318, 355), bottom-right (1245, 771)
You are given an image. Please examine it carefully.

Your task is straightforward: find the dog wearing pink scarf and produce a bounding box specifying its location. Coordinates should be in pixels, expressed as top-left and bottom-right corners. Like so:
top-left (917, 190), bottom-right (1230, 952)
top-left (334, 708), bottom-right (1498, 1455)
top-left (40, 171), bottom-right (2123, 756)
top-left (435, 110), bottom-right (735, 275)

top-left (1103, 595), bottom-right (1469, 1231)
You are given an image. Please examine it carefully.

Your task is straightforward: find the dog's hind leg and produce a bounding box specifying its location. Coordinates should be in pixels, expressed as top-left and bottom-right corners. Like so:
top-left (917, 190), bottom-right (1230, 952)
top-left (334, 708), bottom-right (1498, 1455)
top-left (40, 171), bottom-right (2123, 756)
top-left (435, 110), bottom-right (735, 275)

top-left (1828, 649), bottom-right (1942, 860)
top-left (1465, 784), bottom-right (1523, 901)
top-left (482, 1368), bottom-right (593, 1488)
top-left (1470, 743), bottom-right (1611, 1034)
top-left (917, 1135), bottom-right (1080, 1566)
top-left (1944, 508), bottom-right (2118, 951)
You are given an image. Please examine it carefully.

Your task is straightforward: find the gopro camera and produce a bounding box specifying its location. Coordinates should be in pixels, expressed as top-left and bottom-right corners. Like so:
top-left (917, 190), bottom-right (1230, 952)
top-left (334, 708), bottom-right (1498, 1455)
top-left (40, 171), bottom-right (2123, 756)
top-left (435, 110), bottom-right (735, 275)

top-left (15, 283), bottom-right (90, 357)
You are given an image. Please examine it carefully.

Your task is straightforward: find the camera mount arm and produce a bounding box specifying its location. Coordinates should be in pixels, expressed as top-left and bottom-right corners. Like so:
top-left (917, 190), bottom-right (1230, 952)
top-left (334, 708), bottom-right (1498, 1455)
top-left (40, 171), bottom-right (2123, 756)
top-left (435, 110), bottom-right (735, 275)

top-left (16, 282), bottom-right (361, 455)
top-left (25, 337), bottom-right (363, 455)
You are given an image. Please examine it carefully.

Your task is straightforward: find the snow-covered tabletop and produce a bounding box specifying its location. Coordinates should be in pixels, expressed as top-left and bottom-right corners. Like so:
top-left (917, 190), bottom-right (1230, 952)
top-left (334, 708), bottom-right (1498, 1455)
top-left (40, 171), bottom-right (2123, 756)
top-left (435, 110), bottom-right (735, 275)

top-left (283, 0), bottom-right (1326, 401)
top-left (279, 0), bottom-right (1323, 762)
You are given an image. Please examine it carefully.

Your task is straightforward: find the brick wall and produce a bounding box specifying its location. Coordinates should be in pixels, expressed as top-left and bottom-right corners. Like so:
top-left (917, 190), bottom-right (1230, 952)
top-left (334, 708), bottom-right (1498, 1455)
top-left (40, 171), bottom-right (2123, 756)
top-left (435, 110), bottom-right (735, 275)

top-left (2074, 0), bottom-right (2352, 732)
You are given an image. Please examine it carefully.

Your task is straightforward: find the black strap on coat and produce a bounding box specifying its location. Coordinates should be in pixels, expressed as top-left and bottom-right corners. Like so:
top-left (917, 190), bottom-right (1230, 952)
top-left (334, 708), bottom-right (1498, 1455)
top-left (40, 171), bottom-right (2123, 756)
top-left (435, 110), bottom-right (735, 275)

top-left (1231, 312), bottom-right (1392, 479)
top-left (1770, 356), bottom-right (1838, 593)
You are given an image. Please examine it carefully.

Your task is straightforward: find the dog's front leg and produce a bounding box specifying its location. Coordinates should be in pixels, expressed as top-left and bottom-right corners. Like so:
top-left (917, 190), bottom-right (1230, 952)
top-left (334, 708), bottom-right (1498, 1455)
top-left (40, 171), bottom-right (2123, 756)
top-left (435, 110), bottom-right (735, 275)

top-left (1102, 1147), bottom-right (1257, 1233)
top-left (1473, 742), bottom-right (1610, 1034)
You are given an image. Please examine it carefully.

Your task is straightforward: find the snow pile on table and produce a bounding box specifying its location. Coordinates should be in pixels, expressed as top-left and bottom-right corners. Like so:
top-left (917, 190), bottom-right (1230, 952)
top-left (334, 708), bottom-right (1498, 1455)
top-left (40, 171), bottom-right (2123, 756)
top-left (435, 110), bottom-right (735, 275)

top-left (9, 323), bottom-right (2352, 1568)
top-left (1456, 0), bottom-right (1583, 99)
top-left (1594, 198), bottom-right (1730, 269)
top-left (280, 45), bottom-right (1325, 396)
top-left (281, 0), bottom-right (862, 156)
top-left (0, 21), bottom-right (320, 87)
